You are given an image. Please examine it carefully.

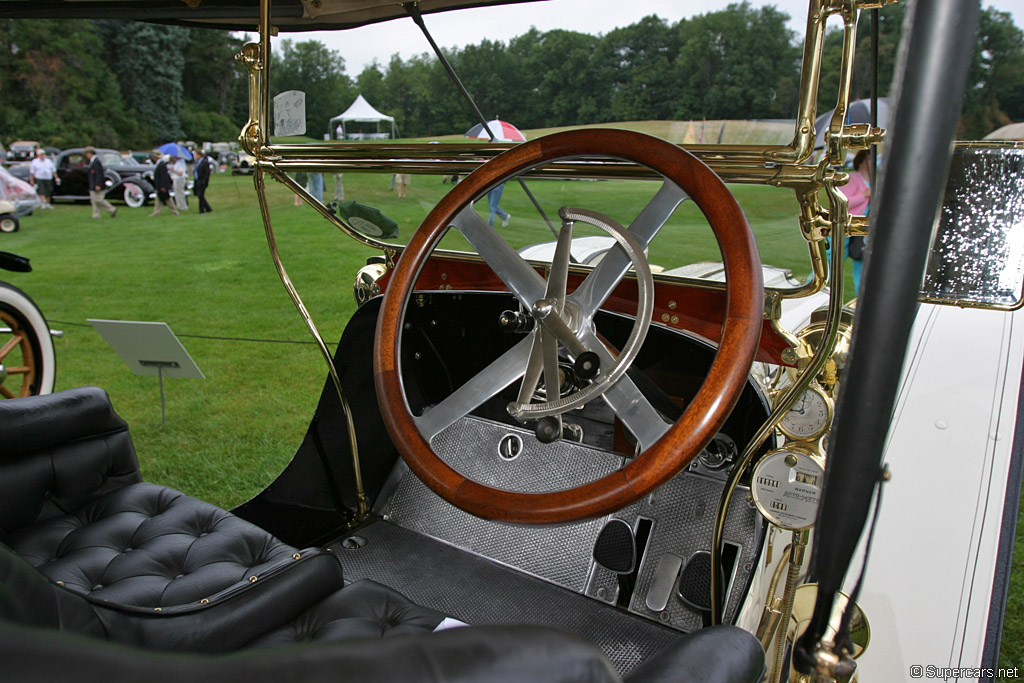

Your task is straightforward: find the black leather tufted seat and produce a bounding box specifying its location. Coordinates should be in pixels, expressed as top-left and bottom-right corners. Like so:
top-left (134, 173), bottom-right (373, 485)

top-left (0, 387), bottom-right (342, 614)
top-left (0, 387), bottom-right (446, 648)
top-left (0, 538), bottom-right (445, 651)
top-left (0, 388), bottom-right (765, 682)
top-left (8, 481), bottom-right (327, 608)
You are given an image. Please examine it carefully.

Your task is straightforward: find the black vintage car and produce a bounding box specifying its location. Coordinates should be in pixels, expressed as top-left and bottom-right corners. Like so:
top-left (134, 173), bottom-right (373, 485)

top-left (9, 147), bottom-right (156, 208)
top-left (4, 140), bottom-right (40, 164)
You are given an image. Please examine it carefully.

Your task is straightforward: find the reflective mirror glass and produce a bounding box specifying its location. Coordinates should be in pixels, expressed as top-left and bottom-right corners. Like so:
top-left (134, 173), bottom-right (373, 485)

top-left (922, 147), bottom-right (1024, 307)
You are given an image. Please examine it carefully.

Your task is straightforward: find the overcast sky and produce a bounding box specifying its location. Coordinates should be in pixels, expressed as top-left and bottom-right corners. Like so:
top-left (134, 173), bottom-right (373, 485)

top-left (273, 0), bottom-right (1024, 75)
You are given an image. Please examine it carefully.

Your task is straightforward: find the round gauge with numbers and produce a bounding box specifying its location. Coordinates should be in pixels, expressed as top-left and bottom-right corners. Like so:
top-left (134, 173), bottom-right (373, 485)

top-left (751, 447), bottom-right (826, 530)
top-left (778, 384), bottom-right (834, 441)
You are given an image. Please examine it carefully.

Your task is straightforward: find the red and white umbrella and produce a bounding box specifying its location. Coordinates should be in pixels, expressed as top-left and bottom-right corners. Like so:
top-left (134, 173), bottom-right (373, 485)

top-left (464, 119), bottom-right (526, 143)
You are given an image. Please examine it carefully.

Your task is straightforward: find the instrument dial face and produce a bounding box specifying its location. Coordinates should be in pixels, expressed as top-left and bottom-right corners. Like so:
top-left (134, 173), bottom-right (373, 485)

top-left (778, 385), bottom-right (833, 441)
top-left (751, 448), bottom-right (826, 530)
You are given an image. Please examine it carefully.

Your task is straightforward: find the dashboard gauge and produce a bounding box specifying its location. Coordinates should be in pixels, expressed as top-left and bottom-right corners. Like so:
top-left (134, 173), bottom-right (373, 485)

top-left (751, 448), bottom-right (826, 530)
top-left (777, 384), bottom-right (834, 441)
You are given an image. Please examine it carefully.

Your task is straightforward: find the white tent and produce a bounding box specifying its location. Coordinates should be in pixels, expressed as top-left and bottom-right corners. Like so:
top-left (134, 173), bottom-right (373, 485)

top-left (329, 95), bottom-right (398, 140)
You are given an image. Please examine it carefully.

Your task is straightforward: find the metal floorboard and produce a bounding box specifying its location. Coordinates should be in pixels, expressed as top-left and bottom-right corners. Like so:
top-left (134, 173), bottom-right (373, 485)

top-left (331, 520), bottom-right (680, 676)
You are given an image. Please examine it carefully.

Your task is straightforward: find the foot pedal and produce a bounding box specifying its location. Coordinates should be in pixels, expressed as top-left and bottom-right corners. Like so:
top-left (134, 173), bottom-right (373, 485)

top-left (593, 518), bottom-right (636, 574)
top-left (677, 550), bottom-right (722, 612)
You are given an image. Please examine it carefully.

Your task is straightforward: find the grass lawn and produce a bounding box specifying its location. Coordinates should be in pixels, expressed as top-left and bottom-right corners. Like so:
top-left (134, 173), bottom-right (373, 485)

top-left (0, 169), bottom-right (819, 502)
top-left (1, 167), bottom-right (1019, 670)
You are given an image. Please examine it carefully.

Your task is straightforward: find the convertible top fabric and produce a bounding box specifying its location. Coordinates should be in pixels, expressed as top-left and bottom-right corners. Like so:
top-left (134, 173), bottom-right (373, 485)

top-left (0, 0), bottom-right (546, 31)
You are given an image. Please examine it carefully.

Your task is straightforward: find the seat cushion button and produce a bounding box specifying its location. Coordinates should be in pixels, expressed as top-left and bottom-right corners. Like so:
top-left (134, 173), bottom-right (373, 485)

top-left (292, 553), bottom-right (301, 560)
top-left (92, 585), bottom-right (103, 591)
top-left (200, 599), bottom-right (209, 604)
top-left (249, 576), bottom-right (258, 582)
top-left (175, 574), bottom-right (185, 579)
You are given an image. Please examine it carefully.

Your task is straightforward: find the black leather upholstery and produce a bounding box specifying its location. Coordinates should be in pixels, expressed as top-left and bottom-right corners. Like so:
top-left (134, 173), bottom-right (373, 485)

top-left (6, 481), bottom-right (325, 609)
top-left (0, 619), bottom-right (623, 683)
top-left (1, 536), bottom-right (619, 683)
top-left (0, 387), bottom-right (339, 614)
top-left (247, 578), bottom-right (451, 646)
top-left (624, 626), bottom-right (766, 683)
top-left (0, 387), bottom-right (451, 652)
top-left (0, 538), bottom-right (327, 649)
top-left (0, 382), bottom-right (132, 459)
top-left (0, 388), bottom-right (141, 533)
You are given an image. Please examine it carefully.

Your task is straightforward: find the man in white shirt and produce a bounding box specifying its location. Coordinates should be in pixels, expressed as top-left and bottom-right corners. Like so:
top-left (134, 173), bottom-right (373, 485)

top-left (170, 155), bottom-right (188, 211)
top-left (29, 148), bottom-right (56, 209)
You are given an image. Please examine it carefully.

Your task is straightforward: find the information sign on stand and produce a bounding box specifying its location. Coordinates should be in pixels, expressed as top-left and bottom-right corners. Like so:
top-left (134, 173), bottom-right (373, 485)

top-left (89, 320), bottom-right (204, 426)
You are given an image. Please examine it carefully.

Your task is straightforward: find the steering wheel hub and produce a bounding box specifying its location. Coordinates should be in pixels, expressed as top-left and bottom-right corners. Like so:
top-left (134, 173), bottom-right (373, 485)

top-left (508, 207), bottom-right (654, 420)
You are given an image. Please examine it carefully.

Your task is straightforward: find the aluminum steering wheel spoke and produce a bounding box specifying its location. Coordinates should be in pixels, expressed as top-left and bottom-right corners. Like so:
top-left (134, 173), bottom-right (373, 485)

top-left (570, 180), bottom-right (688, 317)
top-left (414, 334), bottom-right (535, 441)
top-left (451, 205), bottom-right (546, 309)
top-left (577, 327), bottom-right (671, 450)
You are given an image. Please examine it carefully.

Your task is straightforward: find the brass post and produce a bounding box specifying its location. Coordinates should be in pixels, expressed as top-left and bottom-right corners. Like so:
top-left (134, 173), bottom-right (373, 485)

top-left (245, 0), bottom-right (370, 522)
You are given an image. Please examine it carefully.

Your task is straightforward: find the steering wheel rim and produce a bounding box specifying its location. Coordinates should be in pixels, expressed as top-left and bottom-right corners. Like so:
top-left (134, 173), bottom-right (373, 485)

top-left (374, 129), bottom-right (764, 524)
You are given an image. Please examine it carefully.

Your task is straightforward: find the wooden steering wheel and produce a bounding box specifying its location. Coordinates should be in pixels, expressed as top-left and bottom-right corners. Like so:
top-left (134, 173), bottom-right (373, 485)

top-left (373, 129), bottom-right (763, 524)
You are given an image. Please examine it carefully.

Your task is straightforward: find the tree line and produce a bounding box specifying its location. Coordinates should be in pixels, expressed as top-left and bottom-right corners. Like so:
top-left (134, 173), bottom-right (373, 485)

top-left (347, 3), bottom-right (1021, 140)
top-left (0, 19), bottom-right (248, 149)
top-left (1, 3), bottom-right (1021, 150)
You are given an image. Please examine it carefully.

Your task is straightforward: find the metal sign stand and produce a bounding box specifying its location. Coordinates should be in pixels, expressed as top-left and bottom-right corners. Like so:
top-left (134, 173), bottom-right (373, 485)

top-left (139, 360), bottom-right (179, 426)
top-left (88, 320), bottom-right (204, 427)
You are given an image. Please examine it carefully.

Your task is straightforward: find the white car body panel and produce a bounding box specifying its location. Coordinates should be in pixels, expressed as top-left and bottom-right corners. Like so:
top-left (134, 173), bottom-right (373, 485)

top-left (851, 303), bottom-right (1022, 680)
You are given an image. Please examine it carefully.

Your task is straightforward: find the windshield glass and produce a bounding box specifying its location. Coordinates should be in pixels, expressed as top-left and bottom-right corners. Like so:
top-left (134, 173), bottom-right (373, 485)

top-left (268, 0), bottom-right (821, 288)
top-left (306, 171), bottom-right (808, 283)
top-left (264, 0), bottom-right (1022, 297)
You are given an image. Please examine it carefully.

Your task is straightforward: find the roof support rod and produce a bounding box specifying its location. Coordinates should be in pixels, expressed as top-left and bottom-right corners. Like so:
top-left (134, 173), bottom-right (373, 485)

top-left (793, 0), bottom-right (980, 677)
top-left (402, 2), bottom-right (560, 240)
top-left (870, 8), bottom-right (879, 184)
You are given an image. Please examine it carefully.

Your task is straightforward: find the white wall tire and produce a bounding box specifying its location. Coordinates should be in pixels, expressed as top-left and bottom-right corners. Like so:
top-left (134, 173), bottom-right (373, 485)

top-left (0, 282), bottom-right (56, 397)
top-left (0, 216), bottom-right (19, 233)
top-left (122, 181), bottom-right (149, 208)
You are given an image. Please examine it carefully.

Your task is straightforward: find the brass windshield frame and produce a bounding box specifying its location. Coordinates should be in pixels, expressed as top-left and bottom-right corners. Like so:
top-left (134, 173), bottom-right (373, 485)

top-left (238, 0), bottom-right (893, 542)
top-left (240, 0), bottom-right (900, 302)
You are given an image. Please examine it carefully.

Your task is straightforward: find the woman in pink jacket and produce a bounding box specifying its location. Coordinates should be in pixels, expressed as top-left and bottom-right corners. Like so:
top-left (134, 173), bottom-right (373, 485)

top-left (844, 149), bottom-right (872, 292)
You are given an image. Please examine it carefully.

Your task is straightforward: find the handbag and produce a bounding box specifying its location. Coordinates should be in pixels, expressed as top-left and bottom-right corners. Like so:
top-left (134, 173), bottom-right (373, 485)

top-left (848, 236), bottom-right (866, 260)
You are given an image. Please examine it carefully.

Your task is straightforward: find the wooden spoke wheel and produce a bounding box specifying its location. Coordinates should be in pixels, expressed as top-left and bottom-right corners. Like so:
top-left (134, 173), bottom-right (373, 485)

top-left (0, 283), bottom-right (55, 398)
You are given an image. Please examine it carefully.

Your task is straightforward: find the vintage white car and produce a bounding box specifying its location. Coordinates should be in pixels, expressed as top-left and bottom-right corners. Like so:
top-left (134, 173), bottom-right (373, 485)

top-left (0, 1), bottom-right (1019, 682)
